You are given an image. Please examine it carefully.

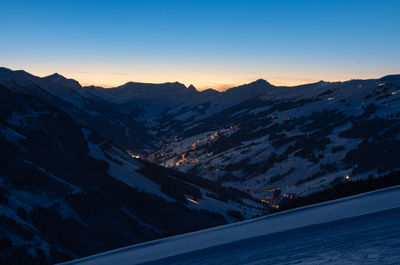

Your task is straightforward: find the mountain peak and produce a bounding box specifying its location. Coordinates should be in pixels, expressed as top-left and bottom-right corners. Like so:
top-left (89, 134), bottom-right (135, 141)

top-left (188, 84), bottom-right (197, 91)
top-left (200, 88), bottom-right (220, 96)
top-left (250, 78), bottom-right (273, 87)
top-left (220, 78), bottom-right (276, 100)
top-left (43, 73), bottom-right (82, 89)
top-left (121, 81), bottom-right (186, 87)
top-left (45, 72), bottom-right (64, 80)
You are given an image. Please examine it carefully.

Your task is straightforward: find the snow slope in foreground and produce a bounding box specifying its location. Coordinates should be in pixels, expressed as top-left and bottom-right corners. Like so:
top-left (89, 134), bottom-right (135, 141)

top-left (59, 186), bottom-right (400, 265)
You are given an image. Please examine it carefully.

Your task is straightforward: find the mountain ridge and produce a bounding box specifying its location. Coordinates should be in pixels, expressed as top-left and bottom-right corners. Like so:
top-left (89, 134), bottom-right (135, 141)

top-left (2, 66), bottom-right (400, 199)
top-left (1, 66), bottom-right (400, 264)
top-left (7, 66), bottom-right (400, 92)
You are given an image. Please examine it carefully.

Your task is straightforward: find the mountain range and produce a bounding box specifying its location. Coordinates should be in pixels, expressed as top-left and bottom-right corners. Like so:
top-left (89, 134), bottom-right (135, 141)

top-left (1, 66), bottom-right (400, 264)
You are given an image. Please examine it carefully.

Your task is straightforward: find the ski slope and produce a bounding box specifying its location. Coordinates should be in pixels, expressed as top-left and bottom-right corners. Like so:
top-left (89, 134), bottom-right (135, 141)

top-left (59, 186), bottom-right (400, 265)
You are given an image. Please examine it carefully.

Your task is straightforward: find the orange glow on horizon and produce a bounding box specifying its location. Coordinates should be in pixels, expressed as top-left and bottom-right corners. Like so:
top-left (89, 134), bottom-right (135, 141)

top-left (73, 75), bottom-right (323, 91)
top-left (6, 65), bottom-right (396, 92)
top-left (57, 70), bottom-right (395, 91)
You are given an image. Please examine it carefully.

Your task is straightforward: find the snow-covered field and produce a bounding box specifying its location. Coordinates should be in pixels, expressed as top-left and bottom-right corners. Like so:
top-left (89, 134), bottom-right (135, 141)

top-left (59, 186), bottom-right (400, 265)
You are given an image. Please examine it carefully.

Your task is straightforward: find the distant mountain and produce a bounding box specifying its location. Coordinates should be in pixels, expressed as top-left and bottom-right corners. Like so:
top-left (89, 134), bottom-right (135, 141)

top-left (1, 66), bottom-right (400, 263)
top-left (0, 67), bottom-right (154, 152)
top-left (43, 73), bottom-right (82, 90)
top-left (2, 68), bottom-right (400, 197)
top-left (150, 75), bottom-right (400, 202)
top-left (223, 79), bottom-right (275, 98)
top-left (83, 81), bottom-right (198, 120)
top-left (2, 67), bottom-right (400, 204)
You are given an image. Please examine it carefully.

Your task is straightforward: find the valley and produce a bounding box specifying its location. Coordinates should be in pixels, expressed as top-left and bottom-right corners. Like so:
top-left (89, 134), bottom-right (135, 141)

top-left (1, 67), bottom-right (400, 264)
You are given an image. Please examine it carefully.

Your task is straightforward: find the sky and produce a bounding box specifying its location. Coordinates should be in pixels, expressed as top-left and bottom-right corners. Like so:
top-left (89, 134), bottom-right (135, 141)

top-left (1, 0), bottom-right (399, 90)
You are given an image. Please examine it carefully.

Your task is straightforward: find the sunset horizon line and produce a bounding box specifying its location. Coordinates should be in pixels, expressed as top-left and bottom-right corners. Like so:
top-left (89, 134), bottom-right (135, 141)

top-left (3, 65), bottom-right (398, 92)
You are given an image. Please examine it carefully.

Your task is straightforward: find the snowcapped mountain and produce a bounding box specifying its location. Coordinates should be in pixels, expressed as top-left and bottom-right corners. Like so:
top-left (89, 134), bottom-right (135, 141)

top-left (1, 66), bottom-right (400, 263)
top-left (0, 84), bottom-right (264, 264)
top-left (1, 66), bottom-right (400, 204)
top-left (150, 76), bottom-right (400, 203)
top-left (0, 67), bottom-right (154, 152)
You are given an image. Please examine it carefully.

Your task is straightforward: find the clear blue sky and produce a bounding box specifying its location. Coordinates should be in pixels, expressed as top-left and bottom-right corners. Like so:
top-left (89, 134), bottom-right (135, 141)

top-left (1, 0), bottom-right (399, 89)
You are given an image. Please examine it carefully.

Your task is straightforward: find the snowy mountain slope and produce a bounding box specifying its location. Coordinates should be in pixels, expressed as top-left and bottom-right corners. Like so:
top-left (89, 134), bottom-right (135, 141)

top-left (80, 127), bottom-right (264, 221)
top-left (0, 67), bottom-right (87, 107)
top-left (0, 85), bottom-right (265, 265)
top-left (151, 77), bottom-right (400, 138)
top-left (2, 66), bottom-right (400, 204)
top-left (150, 76), bottom-right (400, 202)
top-left (58, 185), bottom-right (400, 265)
top-left (1, 66), bottom-right (400, 264)
top-left (0, 67), bottom-right (154, 151)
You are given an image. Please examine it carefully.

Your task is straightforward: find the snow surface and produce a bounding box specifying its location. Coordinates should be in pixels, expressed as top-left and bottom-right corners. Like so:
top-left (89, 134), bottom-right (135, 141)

top-left (59, 185), bottom-right (400, 265)
top-left (149, 207), bottom-right (400, 265)
top-left (81, 128), bottom-right (174, 202)
top-left (81, 128), bottom-right (263, 219)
